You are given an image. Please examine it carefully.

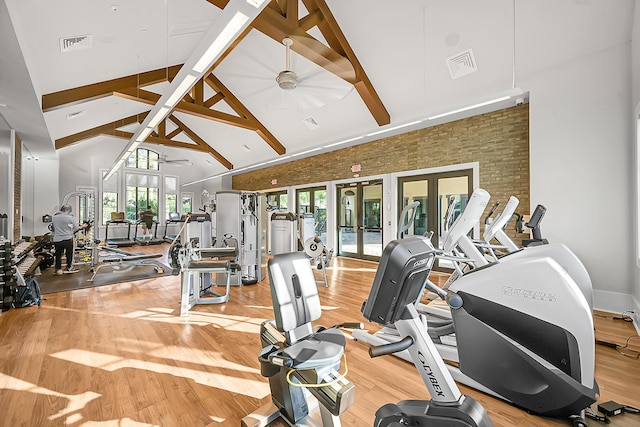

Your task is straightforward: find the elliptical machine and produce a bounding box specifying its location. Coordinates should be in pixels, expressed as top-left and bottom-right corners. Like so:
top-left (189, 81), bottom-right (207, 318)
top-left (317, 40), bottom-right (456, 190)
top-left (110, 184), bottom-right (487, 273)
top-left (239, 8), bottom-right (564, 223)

top-left (354, 191), bottom-right (598, 425)
top-left (362, 236), bottom-right (494, 427)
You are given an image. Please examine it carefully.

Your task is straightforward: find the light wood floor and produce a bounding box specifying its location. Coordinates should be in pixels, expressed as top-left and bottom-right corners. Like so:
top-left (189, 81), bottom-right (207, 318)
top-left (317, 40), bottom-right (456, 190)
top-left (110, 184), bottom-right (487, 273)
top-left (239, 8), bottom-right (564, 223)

top-left (1, 243), bottom-right (639, 427)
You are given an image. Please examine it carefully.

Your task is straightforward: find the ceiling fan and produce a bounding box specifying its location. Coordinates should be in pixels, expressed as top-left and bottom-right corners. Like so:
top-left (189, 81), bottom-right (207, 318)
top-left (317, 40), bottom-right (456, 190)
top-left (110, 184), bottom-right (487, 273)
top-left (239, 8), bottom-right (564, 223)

top-left (157, 154), bottom-right (192, 166)
top-left (221, 34), bottom-right (353, 111)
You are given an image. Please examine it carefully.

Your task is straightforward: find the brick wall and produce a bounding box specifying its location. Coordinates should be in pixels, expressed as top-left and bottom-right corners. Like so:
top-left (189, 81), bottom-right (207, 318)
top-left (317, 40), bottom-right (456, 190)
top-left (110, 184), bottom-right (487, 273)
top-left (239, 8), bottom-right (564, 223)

top-left (233, 104), bottom-right (530, 241)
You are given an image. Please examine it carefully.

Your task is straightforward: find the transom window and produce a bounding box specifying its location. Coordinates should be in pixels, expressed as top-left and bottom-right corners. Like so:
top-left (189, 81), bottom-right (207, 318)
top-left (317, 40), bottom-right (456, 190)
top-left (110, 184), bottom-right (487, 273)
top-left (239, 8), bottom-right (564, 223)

top-left (127, 148), bottom-right (159, 170)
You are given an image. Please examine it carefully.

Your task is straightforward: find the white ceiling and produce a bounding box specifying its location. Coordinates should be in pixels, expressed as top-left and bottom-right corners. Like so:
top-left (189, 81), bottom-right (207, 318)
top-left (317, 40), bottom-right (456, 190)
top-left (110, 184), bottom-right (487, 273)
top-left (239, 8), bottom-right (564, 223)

top-left (0, 0), bottom-right (635, 179)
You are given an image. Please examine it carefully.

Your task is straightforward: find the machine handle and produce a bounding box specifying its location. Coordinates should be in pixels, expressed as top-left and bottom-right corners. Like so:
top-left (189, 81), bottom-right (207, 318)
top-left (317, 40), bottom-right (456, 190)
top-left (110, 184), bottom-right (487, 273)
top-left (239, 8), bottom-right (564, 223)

top-left (369, 336), bottom-right (414, 358)
top-left (269, 354), bottom-right (294, 368)
top-left (335, 322), bottom-right (364, 330)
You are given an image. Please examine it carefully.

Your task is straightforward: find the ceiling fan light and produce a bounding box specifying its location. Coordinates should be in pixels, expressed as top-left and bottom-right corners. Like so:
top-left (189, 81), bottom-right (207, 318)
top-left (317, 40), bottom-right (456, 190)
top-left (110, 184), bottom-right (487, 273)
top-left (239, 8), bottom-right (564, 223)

top-left (276, 70), bottom-right (297, 90)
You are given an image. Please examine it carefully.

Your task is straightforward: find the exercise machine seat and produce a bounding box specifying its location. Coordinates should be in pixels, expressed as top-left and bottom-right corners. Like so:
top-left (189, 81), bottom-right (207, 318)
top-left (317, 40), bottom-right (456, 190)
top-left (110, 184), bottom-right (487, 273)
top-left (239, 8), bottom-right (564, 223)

top-left (267, 252), bottom-right (344, 367)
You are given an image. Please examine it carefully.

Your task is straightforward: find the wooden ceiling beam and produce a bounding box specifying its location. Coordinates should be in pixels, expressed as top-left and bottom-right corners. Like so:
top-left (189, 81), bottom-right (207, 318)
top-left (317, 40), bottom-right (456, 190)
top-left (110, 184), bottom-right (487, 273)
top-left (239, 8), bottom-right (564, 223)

top-left (302, 0), bottom-right (390, 126)
top-left (104, 129), bottom-right (207, 152)
top-left (205, 74), bottom-right (286, 155)
top-left (206, 0), bottom-right (389, 125)
top-left (169, 114), bottom-right (233, 169)
top-left (114, 87), bottom-right (250, 128)
top-left (42, 65), bottom-right (181, 112)
top-left (252, 8), bottom-right (356, 82)
top-left (54, 113), bottom-right (148, 149)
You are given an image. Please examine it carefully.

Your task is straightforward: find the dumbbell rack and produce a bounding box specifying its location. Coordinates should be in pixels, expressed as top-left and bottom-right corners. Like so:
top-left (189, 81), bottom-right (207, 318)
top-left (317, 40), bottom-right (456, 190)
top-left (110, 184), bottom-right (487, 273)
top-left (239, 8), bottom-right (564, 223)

top-left (1, 240), bottom-right (16, 312)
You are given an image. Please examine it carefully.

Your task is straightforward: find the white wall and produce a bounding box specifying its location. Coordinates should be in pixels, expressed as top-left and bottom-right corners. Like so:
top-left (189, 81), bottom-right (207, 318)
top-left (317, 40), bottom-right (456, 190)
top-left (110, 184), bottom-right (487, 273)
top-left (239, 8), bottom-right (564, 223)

top-left (631, 0), bottom-right (640, 320)
top-left (21, 156), bottom-right (59, 237)
top-left (521, 42), bottom-right (636, 313)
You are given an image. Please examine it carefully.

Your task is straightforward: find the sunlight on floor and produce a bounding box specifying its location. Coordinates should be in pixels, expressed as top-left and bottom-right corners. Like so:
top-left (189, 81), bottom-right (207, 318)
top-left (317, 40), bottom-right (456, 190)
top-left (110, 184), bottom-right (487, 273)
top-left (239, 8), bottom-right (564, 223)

top-left (50, 349), bottom-right (270, 399)
top-left (0, 371), bottom-right (102, 424)
top-left (114, 337), bottom-right (261, 373)
top-left (40, 305), bottom-right (269, 331)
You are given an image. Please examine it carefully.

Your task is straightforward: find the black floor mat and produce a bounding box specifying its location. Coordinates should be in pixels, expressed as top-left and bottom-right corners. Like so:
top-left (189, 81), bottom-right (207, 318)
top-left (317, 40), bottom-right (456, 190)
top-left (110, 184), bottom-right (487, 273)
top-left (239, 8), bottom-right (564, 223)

top-left (38, 260), bottom-right (173, 294)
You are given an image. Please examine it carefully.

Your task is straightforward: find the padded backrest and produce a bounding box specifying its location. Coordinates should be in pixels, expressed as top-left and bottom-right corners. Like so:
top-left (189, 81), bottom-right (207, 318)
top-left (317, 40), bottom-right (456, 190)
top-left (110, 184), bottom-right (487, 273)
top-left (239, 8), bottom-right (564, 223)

top-left (268, 252), bottom-right (321, 333)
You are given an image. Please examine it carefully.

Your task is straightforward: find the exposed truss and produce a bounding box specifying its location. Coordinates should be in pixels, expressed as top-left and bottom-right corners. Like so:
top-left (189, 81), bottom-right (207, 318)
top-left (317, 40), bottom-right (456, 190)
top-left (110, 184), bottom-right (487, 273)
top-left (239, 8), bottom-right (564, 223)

top-left (43, 0), bottom-right (389, 169)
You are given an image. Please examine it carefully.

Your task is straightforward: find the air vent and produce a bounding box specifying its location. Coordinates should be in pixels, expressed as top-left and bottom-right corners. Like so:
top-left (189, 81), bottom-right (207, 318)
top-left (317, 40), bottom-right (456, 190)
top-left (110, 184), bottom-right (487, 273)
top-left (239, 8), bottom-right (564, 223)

top-left (169, 20), bottom-right (214, 37)
top-left (60, 35), bottom-right (92, 53)
top-left (446, 48), bottom-right (478, 79)
top-left (66, 110), bottom-right (85, 120)
top-left (303, 116), bottom-right (320, 130)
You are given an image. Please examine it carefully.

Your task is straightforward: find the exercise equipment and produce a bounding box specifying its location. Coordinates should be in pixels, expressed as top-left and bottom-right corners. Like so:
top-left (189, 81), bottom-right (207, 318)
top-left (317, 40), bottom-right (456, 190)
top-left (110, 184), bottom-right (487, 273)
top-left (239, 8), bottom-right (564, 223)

top-left (298, 212), bottom-right (315, 250)
top-left (215, 191), bottom-right (266, 285)
top-left (163, 212), bottom-right (181, 243)
top-left (354, 234), bottom-right (597, 424)
top-left (87, 245), bottom-right (162, 282)
top-left (481, 196), bottom-right (593, 310)
top-left (302, 236), bottom-right (333, 287)
top-left (362, 236), bottom-right (494, 427)
top-left (104, 215), bottom-right (135, 247)
top-left (170, 234), bottom-right (239, 317)
top-left (270, 212), bottom-right (297, 255)
top-left (523, 204), bottom-right (548, 246)
top-left (241, 251), bottom-right (357, 427)
top-left (133, 220), bottom-right (163, 245)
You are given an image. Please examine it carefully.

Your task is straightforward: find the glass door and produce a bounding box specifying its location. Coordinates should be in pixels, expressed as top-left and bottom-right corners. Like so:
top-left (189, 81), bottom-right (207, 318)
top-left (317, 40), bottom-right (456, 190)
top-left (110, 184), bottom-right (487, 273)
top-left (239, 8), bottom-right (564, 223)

top-left (337, 180), bottom-right (383, 260)
top-left (399, 170), bottom-right (472, 271)
top-left (295, 186), bottom-right (327, 245)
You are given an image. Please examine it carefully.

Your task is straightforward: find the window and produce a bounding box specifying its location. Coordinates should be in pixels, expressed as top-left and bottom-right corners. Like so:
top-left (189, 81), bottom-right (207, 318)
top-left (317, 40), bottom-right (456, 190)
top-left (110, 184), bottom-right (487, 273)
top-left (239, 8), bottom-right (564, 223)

top-left (126, 148), bottom-right (159, 170)
top-left (101, 171), bottom-right (119, 225)
top-left (182, 194), bottom-right (193, 213)
top-left (266, 190), bottom-right (288, 212)
top-left (125, 173), bottom-right (159, 221)
top-left (165, 176), bottom-right (178, 219)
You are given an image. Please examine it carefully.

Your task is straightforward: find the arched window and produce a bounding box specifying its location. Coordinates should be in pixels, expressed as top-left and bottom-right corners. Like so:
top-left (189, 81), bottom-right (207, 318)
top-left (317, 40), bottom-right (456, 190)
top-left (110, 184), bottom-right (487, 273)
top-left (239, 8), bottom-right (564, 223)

top-left (126, 148), bottom-right (159, 170)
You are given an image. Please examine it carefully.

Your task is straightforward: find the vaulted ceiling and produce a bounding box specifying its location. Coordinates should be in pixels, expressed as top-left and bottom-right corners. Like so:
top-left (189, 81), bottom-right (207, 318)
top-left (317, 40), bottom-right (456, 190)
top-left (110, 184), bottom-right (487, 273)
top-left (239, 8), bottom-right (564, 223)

top-left (0, 0), bottom-right (635, 179)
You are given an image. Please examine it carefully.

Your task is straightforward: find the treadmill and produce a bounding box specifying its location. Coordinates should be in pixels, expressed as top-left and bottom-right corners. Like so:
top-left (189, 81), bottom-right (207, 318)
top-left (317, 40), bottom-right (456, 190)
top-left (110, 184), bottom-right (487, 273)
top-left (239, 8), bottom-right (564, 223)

top-left (163, 212), bottom-right (181, 243)
top-left (104, 218), bottom-right (136, 247)
top-left (133, 220), bottom-right (163, 245)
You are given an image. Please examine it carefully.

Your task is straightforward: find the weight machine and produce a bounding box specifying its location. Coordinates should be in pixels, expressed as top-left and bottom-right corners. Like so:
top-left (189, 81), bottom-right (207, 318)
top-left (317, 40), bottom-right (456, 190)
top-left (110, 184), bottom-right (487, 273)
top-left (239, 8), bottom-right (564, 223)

top-left (168, 213), bottom-right (239, 316)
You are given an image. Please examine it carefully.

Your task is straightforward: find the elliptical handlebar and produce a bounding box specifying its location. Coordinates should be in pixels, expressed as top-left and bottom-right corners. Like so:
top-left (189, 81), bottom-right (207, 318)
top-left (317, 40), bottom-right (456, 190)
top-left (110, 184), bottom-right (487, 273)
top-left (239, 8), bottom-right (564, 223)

top-left (369, 336), bottom-right (415, 358)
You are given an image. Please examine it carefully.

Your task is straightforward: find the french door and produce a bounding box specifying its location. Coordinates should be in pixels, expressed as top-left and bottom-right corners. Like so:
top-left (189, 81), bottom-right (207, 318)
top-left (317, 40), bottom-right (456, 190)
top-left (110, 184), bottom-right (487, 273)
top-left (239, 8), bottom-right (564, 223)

top-left (295, 186), bottom-right (327, 245)
top-left (398, 169), bottom-right (473, 271)
top-left (336, 180), bottom-right (383, 261)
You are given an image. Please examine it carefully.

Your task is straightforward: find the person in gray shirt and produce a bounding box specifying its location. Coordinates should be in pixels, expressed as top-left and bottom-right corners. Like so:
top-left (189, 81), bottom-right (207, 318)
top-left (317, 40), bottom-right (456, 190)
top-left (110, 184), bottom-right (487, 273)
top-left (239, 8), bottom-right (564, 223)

top-left (52, 204), bottom-right (88, 275)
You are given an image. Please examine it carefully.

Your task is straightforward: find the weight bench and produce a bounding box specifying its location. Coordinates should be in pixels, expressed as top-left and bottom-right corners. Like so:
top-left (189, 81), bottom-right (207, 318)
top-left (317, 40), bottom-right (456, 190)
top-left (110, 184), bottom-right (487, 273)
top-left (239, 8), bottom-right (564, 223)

top-left (179, 246), bottom-right (239, 317)
top-left (88, 253), bottom-right (163, 282)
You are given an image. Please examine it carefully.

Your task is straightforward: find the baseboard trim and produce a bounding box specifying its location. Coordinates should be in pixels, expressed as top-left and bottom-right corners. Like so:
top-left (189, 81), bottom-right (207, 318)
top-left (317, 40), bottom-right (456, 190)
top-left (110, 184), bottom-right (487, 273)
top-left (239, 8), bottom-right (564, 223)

top-left (593, 289), bottom-right (640, 335)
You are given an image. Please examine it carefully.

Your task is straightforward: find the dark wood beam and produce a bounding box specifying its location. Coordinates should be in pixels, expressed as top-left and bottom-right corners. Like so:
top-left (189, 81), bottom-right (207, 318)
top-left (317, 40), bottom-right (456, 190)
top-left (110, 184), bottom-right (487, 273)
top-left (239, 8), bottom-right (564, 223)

top-left (114, 87), bottom-right (250, 128)
top-left (43, 65), bottom-right (181, 112)
top-left (54, 113), bottom-right (148, 149)
top-left (302, 0), bottom-right (390, 125)
top-left (205, 74), bottom-right (286, 155)
top-left (104, 129), bottom-right (206, 152)
top-left (169, 114), bottom-right (233, 169)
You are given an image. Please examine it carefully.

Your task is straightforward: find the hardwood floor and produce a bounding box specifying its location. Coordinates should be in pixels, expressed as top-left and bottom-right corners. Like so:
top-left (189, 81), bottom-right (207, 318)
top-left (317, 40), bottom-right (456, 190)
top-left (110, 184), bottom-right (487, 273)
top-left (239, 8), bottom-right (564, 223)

top-left (0, 243), bottom-right (639, 427)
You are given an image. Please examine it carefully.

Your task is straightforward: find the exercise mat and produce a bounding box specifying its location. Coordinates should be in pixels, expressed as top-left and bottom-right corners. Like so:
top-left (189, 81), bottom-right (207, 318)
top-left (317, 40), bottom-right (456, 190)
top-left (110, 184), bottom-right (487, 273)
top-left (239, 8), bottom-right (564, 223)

top-left (39, 260), bottom-right (173, 294)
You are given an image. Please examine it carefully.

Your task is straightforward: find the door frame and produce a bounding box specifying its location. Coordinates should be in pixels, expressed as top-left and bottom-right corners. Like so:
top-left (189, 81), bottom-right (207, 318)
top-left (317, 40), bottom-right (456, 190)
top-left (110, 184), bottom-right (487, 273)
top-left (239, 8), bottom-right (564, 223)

top-left (335, 179), bottom-right (384, 261)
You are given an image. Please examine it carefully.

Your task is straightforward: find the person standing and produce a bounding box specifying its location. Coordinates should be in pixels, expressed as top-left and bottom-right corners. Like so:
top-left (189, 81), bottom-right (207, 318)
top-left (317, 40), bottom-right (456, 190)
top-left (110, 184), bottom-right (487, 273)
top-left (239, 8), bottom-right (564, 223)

top-left (138, 205), bottom-right (155, 241)
top-left (52, 204), bottom-right (87, 275)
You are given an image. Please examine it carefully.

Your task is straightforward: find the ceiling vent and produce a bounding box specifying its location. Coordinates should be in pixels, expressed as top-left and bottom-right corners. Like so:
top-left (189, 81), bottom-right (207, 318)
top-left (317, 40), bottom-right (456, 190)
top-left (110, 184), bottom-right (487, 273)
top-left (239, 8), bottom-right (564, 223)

top-left (66, 110), bottom-right (85, 120)
top-left (169, 20), bottom-right (214, 37)
top-left (60, 35), bottom-right (92, 53)
top-left (446, 48), bottom-right (478, 79)
top-left (303, 116), bottom-right (320, 130)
